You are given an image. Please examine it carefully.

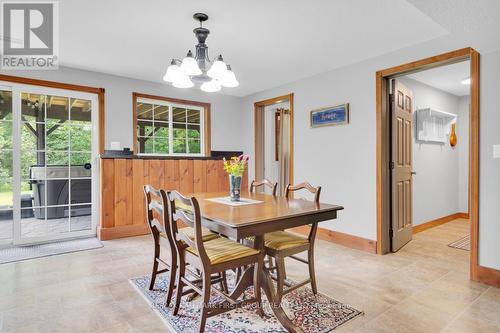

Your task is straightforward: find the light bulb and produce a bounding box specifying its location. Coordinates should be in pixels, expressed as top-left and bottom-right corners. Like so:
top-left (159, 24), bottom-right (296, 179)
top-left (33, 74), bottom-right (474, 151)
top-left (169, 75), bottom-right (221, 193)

top-left (200, 79), bottom-right (221, 93)
top-left (172, 74), bottom-right (194, 88)
top-left (163, 60), bottom-right (184, 83)
top-left (180, 50), bottom-right (202, 76)
top-left (207, 55), bottom-right (228, 80)
top-left (220, 65), bottom-right (239, 88)
top-left (461, 78), bottom-right (471, 85)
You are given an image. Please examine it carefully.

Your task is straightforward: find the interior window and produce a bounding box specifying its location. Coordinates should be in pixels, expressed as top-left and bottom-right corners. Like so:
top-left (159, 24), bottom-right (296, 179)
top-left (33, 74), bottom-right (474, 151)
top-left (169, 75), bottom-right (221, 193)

top-left (134, 96), bottom-right (205, 156)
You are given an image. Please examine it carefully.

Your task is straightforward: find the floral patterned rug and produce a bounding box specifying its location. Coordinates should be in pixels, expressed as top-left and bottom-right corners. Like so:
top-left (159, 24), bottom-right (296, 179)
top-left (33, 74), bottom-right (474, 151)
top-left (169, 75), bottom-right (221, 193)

top-left (130, 272), bottom-right (363, 333)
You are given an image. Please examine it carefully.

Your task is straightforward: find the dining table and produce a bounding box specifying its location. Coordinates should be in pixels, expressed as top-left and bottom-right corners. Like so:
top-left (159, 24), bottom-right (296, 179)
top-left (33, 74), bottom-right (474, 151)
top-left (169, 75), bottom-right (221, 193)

top-left (191, 191), bottom-right (344, 333)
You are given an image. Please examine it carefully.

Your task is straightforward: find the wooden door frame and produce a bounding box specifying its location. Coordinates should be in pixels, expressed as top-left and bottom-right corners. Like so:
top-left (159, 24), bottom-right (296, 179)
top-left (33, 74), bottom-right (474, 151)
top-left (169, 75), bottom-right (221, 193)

top-left (376, 47), bottom-right (480, 281)
top-left (254, 93), bottom-right (294, 187)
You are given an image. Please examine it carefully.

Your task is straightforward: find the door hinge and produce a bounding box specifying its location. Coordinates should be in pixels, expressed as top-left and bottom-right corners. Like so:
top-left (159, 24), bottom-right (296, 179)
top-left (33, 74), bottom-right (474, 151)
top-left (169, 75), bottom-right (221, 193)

top-left (390, 161), bottom-right (395, 170)
top-left (389, 229), bottom-right (394, 238)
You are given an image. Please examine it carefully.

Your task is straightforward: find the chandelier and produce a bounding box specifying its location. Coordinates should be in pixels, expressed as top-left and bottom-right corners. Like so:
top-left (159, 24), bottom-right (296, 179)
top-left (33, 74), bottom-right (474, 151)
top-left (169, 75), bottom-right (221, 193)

top-left (163, 13), bottom-right (239, 93)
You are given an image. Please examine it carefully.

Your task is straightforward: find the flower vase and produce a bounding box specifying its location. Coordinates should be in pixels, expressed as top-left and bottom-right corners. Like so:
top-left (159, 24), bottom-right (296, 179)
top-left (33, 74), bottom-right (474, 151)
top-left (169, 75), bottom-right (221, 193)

top-left (229, 175), bottom-right (242, 201)
top-left (450, 123), bottom-right (457, 147)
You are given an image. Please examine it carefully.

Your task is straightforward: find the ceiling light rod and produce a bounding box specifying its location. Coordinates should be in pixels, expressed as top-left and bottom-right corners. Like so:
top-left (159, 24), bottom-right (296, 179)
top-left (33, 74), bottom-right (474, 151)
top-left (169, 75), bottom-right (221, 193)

top-left (163, 13), bottom-right (239, 92)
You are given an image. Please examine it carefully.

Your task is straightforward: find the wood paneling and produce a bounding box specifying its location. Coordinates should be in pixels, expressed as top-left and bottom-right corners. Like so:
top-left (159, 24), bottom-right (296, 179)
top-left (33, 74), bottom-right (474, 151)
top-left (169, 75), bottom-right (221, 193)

top-left (113, 159), bottom-right (133, 226)
top-left (132, 159), bottom-right (148, 225)
top-left (99, 158), bottom-right (247, 240)
top-left (179, 159), bottom-right (194, 193)
top-left (206, 160), bottom-right (218, 192)
top-left (290, 225), bottom-right (377, 254)
top-left (149, 159), bottom-right (164, 189)
top-left (100, 159), bottom-right (115, 228)
top-left (193, 160), bottom-right (207, 192)
top-left (217, 160), bottom-right (229, 191)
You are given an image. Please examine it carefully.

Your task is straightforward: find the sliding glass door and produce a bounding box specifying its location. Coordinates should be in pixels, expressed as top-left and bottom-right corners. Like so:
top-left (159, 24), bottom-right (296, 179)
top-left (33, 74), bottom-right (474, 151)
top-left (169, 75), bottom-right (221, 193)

top-left (0, 88), bottom-right (13, 245)
top-left (0, 82), bottom-right (99, 246)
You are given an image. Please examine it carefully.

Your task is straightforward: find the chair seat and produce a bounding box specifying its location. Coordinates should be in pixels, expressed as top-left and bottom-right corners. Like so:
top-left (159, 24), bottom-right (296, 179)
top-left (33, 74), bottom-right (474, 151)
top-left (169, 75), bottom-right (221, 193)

top-left (187, 237), bottom-right (260, 265)
top-left (161, 226), bottom-right (218, 242)
top-left (264, 231), bottom-right (309, 251)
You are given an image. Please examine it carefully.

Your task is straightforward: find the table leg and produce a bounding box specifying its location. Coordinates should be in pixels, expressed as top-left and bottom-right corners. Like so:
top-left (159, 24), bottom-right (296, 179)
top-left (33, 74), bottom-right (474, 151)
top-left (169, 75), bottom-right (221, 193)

top-left (253, 235), bottom-right (302, 333)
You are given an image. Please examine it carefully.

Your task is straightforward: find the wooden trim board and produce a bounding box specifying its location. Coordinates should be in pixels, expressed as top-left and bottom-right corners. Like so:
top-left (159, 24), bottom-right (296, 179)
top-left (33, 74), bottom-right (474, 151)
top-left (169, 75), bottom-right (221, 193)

top-left (412, 213), bottom-right (469, 234)
top-left (291, 226), bottom-right (377, 254)
top-left (375, 48), bottom-right (481, 284)
top-left (132, 92), bottom-right (211, 156)
top-left (477, 265), bottom-right (500, 288)
top-left (99, 224), bottom-right (150, 241)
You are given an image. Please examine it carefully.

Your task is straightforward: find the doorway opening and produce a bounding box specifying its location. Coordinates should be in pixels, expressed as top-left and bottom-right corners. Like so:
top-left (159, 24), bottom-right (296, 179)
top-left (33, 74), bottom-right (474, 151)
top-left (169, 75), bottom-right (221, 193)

top-left (376, 48), bottom-right (479, 280)
top-left (254, 94), bottom-right (294, 195)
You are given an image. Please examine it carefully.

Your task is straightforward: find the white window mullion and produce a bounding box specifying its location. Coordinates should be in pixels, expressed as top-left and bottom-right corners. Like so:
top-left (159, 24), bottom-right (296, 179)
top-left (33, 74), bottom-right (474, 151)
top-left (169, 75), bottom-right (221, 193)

top-left (169, 104), bottom-right (173, 155)
top-left (11, 87), bottom-right (21, 244)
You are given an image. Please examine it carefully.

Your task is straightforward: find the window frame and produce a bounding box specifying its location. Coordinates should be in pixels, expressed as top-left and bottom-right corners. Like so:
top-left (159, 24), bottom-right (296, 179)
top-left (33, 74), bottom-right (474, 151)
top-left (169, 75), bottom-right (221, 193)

top-left (132, 92), bottom-right (211, 157)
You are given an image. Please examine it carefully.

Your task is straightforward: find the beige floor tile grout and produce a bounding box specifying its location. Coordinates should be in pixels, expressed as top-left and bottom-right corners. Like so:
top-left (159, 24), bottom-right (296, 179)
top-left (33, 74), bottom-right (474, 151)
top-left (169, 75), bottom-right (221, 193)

top-left (438, 285), bottom-right (492, 332)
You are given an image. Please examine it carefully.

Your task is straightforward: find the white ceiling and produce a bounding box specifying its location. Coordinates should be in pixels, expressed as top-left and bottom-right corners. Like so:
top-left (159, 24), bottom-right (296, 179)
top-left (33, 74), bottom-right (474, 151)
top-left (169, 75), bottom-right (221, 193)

top-left (407, 0), bottom-right (500, 53)
top-left (58, 0), bottom-right (448, 97)
top-left (407, 61), bottom-right (470, 96)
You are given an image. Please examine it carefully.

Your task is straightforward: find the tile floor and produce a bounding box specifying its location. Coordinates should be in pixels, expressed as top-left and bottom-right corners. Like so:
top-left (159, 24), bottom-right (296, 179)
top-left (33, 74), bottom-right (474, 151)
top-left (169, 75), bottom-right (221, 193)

top-left (0, 218), bottom-right (498, 332)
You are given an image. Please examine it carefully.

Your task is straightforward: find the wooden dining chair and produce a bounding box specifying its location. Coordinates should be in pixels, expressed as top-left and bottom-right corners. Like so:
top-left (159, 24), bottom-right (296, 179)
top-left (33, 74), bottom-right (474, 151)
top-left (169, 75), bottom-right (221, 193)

top-left (167, 190), bottom-right (264, 333)
top-left (264, 182), bottom-right (321, 302)
top-left (250, 179), bottom-right (278, 196)
top-left (144, 185), bottom-right (219, 306)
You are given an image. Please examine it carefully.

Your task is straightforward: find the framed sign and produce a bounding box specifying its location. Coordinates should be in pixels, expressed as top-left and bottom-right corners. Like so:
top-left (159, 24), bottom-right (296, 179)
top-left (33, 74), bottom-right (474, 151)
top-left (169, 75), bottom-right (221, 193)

top-left (310, 103), bottom-right (349, 127)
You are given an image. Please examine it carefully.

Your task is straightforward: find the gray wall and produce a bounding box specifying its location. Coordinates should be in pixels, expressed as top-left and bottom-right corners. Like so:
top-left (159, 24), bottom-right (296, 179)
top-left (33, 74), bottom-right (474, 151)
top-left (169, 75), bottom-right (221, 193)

top-left (1, 67), bottom-right (244, 152)
top-left (478, 51), bottom-right (500, 269)
top-left (399, 77), bottom-right (467, 226)
top-left (241, 39), bottom-right (500, 270)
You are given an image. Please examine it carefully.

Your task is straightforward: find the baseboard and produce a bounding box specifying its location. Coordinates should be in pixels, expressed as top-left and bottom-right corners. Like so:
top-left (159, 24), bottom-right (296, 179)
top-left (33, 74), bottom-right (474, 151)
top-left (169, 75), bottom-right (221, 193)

top-left (290, 226), bottom-right (377, 254)
top-left (98, 224), bottom-right (150, 240)
top-left (413, 212), bottom-right (469, 234)
top-left (476, 265), bottom-right (500, 288)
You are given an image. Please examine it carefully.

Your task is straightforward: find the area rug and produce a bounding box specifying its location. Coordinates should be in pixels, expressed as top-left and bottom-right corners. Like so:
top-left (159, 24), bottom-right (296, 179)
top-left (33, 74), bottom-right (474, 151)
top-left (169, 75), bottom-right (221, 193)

top-left (0, 237), bottom-right (103, 264)
top-left (130, 272), bottom-right (363, 333)
top-left (448, 234), bottom-right (470, 251)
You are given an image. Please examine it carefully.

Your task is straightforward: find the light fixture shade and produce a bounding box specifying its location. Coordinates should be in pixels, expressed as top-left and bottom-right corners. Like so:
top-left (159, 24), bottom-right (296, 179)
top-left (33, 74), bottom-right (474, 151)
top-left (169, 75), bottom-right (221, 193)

top-left (163, 60), bottom-right (183, 83)
top-left (180, 50), bottom-right (202, 76)
top-left (220, 65), bottom-right (239, 88)
top-left (172, 74), bottom-right (194, 88)
top-left (207, 55), bottom-right (227, 80)
top-left (200, 79), bottom-right (221, 93)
